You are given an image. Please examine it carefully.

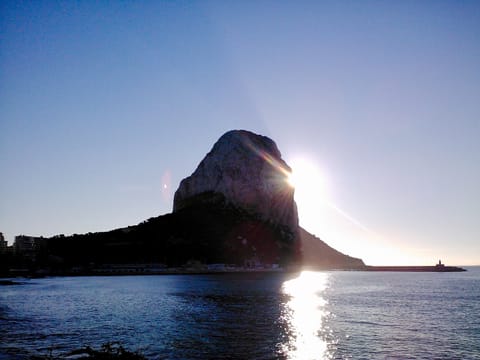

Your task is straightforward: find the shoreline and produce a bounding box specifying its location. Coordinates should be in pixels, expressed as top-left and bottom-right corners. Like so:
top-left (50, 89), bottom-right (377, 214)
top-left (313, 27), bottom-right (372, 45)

top-left (1, 264), bottom-right (469, 280)
top-left (1, 267), bottom-right (297, 279)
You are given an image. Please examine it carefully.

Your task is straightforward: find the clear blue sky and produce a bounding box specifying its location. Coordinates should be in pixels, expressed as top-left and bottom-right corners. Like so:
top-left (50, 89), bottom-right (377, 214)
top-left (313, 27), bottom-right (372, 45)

top-left (1, 1), bottom-right (479, 265)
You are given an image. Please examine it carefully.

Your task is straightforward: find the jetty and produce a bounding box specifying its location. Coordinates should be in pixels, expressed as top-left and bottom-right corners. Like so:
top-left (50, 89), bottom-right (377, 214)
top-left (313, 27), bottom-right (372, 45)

top-left (364, 260), bottom-right (466, 272)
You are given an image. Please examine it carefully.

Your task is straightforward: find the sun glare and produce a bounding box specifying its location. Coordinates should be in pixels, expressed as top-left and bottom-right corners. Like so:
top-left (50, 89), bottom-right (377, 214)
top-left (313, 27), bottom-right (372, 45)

top-left (288, 158), bottom-right (329, 203)
top-left (287, 158), bottom-right (427, 266)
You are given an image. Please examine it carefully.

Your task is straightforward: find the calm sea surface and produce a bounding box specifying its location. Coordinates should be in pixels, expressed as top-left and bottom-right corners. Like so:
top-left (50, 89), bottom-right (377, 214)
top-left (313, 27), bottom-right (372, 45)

top-left (1, 268), bottom-right (479, 359)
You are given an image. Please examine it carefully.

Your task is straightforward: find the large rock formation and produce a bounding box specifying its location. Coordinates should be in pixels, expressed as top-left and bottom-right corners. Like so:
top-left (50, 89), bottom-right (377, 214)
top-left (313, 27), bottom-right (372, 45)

top-left (171, 129), bottom-right (363, 269)
top-left (26, 129), bottom-right (364, 273)
top-left (171, 130), bottom-right (300, 266)
top-left (174, 130), bottom-right (298, 233)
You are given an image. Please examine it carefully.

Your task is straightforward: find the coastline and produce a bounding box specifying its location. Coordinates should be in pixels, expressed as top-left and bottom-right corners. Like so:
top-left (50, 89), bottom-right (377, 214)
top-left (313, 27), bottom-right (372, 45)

top-left (1, 266), bottom-right (298, 279)
top-left (1, 264), bottom-right (469, 280)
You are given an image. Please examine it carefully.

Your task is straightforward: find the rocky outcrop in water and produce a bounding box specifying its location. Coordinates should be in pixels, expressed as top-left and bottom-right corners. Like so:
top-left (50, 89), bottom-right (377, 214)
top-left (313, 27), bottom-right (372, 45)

top-left (3, 129), bottom-right (366, 274)
top-left (174, 130), bottom-right (298, 233)
top-left (172, 130), bottom-right (300, 265)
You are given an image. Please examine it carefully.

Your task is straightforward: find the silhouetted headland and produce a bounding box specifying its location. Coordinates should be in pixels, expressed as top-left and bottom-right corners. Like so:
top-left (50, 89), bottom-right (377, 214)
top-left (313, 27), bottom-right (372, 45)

top-left (1, 130), bottom-right (465, 277)
top-left (1, 130), bottom-right (364, 277)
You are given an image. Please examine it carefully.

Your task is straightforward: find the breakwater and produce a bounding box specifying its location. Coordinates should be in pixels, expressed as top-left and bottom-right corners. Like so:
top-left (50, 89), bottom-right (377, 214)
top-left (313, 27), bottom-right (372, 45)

top-left (364, 265), bottom-right (466, 272)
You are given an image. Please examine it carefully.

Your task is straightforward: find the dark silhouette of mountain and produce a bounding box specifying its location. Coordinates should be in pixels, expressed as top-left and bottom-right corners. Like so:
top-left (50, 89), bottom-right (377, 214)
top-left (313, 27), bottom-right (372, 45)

top-left (299, 227), bottom-right (365, 269)
top-left (31, 197), bottom-right (363, 272)
top-left (33, 193), bottom-right (299, 271)
top-left (4, 130), bottom-right (365, 274)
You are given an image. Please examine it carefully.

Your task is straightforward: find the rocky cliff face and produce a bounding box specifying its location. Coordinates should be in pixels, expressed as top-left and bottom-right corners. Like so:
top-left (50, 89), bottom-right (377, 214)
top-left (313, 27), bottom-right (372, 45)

top-left (173, 130), bottom-right (298, 233)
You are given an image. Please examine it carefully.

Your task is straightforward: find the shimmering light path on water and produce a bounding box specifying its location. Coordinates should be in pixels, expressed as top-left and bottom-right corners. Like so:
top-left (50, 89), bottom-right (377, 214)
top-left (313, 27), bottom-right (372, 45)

top-left (281, 271), bottom-right (330, 359)
top-left (1, 269), bottom-right (479, 359)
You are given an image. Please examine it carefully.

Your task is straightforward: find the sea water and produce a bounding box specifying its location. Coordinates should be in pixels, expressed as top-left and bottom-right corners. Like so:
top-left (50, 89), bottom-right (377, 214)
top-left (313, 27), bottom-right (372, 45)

top-left (1, 268), bottom-right (479, 359)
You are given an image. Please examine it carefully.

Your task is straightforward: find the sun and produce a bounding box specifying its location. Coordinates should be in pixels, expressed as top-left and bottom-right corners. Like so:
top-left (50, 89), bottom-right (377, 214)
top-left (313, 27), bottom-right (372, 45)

top-left (287, 158), bottom-right (329, 202)
top-left (286, 169), bottom-right (300, 188)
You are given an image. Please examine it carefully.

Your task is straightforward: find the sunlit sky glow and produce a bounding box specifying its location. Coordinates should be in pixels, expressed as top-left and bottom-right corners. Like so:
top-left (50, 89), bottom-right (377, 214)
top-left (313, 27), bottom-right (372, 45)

top-left (1, 1), bottom-right (479, 265)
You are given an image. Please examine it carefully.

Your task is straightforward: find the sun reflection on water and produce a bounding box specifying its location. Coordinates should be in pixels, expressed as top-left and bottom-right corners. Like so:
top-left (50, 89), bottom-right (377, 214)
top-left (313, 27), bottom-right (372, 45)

top-left (280, 271), bottom-right (331, 360)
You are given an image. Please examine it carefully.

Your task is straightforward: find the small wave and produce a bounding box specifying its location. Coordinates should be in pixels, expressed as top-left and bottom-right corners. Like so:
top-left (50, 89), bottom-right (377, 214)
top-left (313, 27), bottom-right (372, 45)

top-left (344, 319), bottom-right (399, 328)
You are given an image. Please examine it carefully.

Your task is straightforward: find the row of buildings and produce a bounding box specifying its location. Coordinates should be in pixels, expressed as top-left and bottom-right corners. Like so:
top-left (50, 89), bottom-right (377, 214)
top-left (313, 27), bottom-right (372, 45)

top-left (0, 232), bottom-right (44, 258)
